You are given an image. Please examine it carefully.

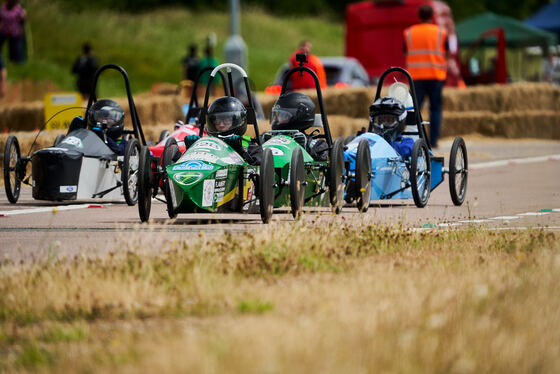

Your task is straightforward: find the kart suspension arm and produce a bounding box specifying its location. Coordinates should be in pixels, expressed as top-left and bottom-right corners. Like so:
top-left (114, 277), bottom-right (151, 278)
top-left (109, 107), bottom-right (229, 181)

top-left (92, 181), bottom-right (122, 198)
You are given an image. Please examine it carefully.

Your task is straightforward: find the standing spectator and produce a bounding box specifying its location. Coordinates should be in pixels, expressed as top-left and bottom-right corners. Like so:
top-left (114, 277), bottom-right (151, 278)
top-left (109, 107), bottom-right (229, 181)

top-left (71, 42), bottom-right (99, 100)
top-left (182, 43), bottom-right (199, 82)
top-left (0, 0), bottom-right (26, 64)
top-left (197, 45), bottom-right (219, 95)
top-left (0, 55), bottom-right (6, 98)
top-left (404, 4), bottom-right (449, 148)
top-left (542, 48), bottom-right (560, 86)
top-left (289, 40), bottom-right (327, 90)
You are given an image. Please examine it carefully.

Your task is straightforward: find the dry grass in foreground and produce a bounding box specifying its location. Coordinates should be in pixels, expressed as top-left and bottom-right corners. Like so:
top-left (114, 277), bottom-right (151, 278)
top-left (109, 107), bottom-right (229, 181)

top-left (1, 219), bottom-right (560, 373)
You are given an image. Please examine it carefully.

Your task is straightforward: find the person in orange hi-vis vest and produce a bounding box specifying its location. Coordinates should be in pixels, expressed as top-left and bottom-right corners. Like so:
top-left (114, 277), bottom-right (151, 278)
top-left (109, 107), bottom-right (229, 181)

top-left (404, 4), bottom-right (449, 148)
top-left (289, 40), bottom-right (327, 90)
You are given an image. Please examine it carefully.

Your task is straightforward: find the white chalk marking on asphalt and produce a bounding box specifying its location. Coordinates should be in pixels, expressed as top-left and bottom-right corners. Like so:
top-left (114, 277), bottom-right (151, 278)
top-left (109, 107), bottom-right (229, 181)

top-left (0, 204), bottom-right (108, 217)
top-left (470, 154), bottom-right (560, 170)
top-left (435, 223), bottom-right (462, 227)
top-left (517, 212), bottom-right (550, 216)
top-left (458, 219), bottom-right (491, 223)
top-left (489, 216), bottom-right (520, 220)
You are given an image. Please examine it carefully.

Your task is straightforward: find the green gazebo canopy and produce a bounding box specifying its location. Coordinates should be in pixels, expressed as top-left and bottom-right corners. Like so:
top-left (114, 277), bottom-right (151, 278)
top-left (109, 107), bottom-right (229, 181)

top-left (457, 12), bottom-right (557, 48)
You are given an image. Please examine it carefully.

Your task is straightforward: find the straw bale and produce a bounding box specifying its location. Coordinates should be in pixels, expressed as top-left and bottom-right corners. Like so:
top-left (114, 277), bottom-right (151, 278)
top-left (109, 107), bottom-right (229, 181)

top-left (441, 110), bottom-right (560, 139)
top-left (0, 102), bottom-right (44, 132)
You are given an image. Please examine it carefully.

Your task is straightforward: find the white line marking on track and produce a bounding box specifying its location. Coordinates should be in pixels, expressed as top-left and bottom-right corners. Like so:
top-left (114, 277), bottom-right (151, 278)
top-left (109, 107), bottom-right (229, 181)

top-left (470, 154), bottom-right (560, 170)
top-left (490, 216), bottom-right (520, 220)
top-left (517, 212), bottom-right (550, 216)
top-left (0, 204), bottom-right (108, 217)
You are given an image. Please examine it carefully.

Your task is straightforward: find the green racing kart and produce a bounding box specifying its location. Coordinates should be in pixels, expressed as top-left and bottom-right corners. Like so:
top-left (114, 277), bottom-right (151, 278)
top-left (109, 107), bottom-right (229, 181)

top-left (259, 53), bottom-right (346, 219)
top-left (136, 63), bottom-right (276, 223)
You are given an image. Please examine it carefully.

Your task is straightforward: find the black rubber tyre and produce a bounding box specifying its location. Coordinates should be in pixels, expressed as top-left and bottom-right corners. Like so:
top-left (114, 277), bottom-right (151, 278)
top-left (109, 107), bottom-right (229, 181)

top-left (410, 139), bottom-right (431, 208)
top-left (137, 145), bottom-right (153, 222)
top-left (289, 146), bottom-right (305, 219)
top-left (53, 134), bottom-right (65, 146)
top-left (158, 129), bottom-right (171, 143)
top-left (329, 137), bottom-right (345, 214)
top-left (259, 148), bottom-right (275, 224)
top-left (122, 138), bottom-right (141, 206)
top-left (449, 137), bottom-right (468, 206)
top-left (162, 143), bottom-right (179, 219)
top-left (355, 139), bottom-right (371, 212)
top-left (343, 135), bottom-right (355, 145)
top-left (3, 135), bottom-right (22, 204)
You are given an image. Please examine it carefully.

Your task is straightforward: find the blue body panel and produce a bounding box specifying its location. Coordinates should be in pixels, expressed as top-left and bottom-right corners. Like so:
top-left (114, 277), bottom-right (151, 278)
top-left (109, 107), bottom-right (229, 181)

top-left (344, 133), bottom-right (444, 201)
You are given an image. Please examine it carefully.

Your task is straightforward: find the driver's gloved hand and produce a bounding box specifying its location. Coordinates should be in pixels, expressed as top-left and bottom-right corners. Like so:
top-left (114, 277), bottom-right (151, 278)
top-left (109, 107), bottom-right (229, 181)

top-left (184, 135), bottom-right (200, 149)
top-left (222, 135), bottom-right (243, 151)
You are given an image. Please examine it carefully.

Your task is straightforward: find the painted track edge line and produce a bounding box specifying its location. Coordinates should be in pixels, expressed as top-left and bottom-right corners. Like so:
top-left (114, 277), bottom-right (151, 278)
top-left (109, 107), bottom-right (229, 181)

top-left (470, 154), bottom-right (560, 170)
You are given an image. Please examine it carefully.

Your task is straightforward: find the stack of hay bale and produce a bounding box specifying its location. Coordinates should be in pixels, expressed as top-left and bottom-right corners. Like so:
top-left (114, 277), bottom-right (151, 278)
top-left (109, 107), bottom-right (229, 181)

top-left (1, 82), bottom-right (559, 139)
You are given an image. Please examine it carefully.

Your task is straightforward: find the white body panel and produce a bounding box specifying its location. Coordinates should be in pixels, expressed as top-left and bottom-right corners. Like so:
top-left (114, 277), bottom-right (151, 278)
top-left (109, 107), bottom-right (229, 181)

top-left (76, 157), bottom-right (124, 201)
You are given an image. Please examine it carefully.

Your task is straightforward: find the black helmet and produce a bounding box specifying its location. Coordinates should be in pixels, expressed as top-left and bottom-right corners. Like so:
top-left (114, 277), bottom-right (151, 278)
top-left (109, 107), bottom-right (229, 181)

top-left (369, 96), bottom-right (407, 141)
top-left (207, 96), bottom-right (247, 136)
top-left (88, 99), bottom-right (125, 139)
top-left (271, 92), bottom-right (315, 131)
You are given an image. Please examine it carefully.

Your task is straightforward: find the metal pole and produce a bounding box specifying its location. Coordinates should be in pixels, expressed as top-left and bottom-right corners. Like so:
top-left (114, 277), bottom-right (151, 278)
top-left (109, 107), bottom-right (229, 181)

top-left (224, 0), bottom-right (247, 70)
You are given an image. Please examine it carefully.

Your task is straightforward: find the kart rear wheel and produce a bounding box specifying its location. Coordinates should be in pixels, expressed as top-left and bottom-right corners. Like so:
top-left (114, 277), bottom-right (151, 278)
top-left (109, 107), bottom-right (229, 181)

top-left (410, 139), bottom-right (431, 208)
top-left (289, 146), bottom-right (305, 219)
top-left (137, 145), bottom-right (153, 222)
top-left (449, 137), bottom-right (468, 206)
top-left (355, 139), bottom-right (371, 212)
top-left (53, 134), bottom-right (65, 146)
top-left (329, 137), bottom-right (345, 214)
top-left (259, 148), bottom-right (275, 224)
top-left (158, 130), bottom-right (170, 143)
top-left (3, 135), bottom-right (22, 203)
top-left (162, 143), bottom-right (178, 219)
top-left (122, 138), bottom-right (141, 206)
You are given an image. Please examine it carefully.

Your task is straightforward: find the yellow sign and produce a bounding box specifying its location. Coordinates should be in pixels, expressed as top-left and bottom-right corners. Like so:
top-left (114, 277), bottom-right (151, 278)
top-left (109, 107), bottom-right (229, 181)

top-left (44, 92), bottom-right (83, 130)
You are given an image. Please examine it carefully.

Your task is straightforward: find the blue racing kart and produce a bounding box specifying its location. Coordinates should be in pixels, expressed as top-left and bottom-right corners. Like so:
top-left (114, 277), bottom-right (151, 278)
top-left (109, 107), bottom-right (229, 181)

top-left (343, 67), bottom-right (468, 209)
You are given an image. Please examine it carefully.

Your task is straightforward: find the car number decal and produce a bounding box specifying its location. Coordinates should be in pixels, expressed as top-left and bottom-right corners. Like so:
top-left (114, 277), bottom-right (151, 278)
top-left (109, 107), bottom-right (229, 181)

top-left (202, 179), bottom-right (215, 207)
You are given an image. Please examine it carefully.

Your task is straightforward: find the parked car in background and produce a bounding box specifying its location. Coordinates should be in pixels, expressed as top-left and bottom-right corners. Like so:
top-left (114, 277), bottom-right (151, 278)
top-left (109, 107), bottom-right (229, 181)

top-left (265, 56), bottom-right (370, 94)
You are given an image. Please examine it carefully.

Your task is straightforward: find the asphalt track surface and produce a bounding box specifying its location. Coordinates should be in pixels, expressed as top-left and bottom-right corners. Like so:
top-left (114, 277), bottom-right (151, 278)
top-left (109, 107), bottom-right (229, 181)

top-left (1, 137), bottom-right (559, 261)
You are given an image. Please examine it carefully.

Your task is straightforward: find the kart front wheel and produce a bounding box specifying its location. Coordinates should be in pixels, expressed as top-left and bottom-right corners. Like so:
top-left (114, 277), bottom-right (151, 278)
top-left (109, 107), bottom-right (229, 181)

top-left (137, 145), bottom-right (153, 222)
top-left (329, 137), bottom-right (345, 214)
top-left (355, 139), bottom-right (371, 212)
top-left (122, 138), bottom-right (141, 206)
top-left (162, 143), bottom-right (178, 219)
top-left (158, 130), bottom-right (170, 143)
top-left (259, 148), bottom-right (275, 224)
top-left (449, 137), bottom-right (468, 206)
top-left (410, 139), bottom-right (431, 208)
top-left (289, 146), bottom-right (305, 219)
top-left (3, 135), bottom-right (22, 203)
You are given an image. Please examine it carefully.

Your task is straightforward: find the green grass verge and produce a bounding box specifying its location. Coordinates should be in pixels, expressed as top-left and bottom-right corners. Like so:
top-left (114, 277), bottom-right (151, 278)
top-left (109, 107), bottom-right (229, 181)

top-left (6, 0), bottom-right (342, 97)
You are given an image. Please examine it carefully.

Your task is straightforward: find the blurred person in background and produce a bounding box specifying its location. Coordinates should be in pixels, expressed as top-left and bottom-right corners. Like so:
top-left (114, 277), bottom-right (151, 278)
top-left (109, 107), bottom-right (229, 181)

top-left (404, 4), bottom-right (449, 148)
top-left (0, 55), bottom-right (6, 98)
top-left (0, 0), bottom-right (26, 64)
top-left (289, 40), bottom-right (327, 90)
top-left (542, 48), bottom-right (560, 86)
top-left (72, 42), bottom-right (99, 100)
top-left (182, 43), bottom-right (199, 82)
top-left (197, 44), bottom-right (219, 96)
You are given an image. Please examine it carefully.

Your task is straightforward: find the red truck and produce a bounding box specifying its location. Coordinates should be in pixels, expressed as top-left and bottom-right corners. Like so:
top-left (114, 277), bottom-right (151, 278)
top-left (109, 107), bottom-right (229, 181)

top-left (345, 0), bottom-right (465, 86)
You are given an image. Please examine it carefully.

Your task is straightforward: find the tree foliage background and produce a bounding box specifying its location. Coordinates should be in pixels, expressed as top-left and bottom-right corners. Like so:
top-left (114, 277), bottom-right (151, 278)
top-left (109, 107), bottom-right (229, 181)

top-left (59, 0), bottom-right (554, 22)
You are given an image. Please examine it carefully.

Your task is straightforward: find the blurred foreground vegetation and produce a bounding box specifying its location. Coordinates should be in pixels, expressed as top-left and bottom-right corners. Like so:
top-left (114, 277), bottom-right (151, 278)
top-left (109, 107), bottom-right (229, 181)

top-left (1, 216), bottom-right (559, 372)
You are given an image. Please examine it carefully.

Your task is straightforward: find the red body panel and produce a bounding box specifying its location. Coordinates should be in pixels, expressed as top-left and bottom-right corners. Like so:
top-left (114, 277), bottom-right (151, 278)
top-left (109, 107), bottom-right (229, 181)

top-left (148, 123), bottom-right (203, 159)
